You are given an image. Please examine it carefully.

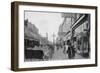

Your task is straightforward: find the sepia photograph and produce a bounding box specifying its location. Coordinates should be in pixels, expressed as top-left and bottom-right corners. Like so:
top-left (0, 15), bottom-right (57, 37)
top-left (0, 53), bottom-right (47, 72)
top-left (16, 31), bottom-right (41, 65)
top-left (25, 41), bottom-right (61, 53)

top-left (24, 11), bottom-right (91, 62)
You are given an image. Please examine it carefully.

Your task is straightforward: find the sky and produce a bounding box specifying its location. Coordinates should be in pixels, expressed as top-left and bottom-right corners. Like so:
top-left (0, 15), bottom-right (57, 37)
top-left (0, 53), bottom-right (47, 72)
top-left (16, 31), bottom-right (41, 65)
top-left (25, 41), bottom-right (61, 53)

top-left (25, 11), bottom-right (64, 42)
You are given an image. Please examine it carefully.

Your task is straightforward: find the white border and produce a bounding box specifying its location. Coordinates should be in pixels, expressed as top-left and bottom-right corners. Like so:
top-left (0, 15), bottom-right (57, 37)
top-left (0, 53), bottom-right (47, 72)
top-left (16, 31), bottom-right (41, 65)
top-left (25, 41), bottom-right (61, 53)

top-left (19, 5), bottom-right (96, 68)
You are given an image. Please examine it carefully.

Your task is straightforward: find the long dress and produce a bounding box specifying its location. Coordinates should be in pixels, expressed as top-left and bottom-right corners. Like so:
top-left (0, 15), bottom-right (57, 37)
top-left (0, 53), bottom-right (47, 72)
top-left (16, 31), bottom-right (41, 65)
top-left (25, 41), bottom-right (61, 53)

top-left (67, 46), bottom-right (72, 59)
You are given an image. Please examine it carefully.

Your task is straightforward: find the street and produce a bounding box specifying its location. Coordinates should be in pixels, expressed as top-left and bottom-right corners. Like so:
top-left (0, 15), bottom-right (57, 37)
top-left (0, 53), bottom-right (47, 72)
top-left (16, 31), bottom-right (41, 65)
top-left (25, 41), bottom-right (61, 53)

top-left (51, 47), bottom-right (85, 60)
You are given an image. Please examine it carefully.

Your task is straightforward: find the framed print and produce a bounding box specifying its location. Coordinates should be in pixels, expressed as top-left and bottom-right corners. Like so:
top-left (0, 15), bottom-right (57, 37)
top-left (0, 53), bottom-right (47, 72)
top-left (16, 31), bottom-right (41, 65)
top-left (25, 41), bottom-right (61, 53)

top-left (11, 1), bottom-right (98, 71)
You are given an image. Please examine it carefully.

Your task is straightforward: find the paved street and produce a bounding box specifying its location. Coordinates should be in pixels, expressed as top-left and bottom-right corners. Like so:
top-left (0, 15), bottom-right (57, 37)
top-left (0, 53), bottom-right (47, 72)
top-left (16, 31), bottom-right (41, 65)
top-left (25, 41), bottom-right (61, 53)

top-left (51, 47), bottom-right (85, 60)
top-left (52, 48), bottom-right (67, 60)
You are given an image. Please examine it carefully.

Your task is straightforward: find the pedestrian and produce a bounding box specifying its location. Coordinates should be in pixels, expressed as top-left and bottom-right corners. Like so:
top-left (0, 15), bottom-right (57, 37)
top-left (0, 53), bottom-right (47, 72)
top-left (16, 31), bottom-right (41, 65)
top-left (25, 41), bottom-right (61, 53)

top-left (67, 40), bottom-right (72, 59)
top-left (71, 45), bottom-right (76, 58)
top-left (63, 41), bottom-right (68, 54)
top-left (63, 41), bottom-right (66, 54)
top-left (72, 37), bottom-right (77, 58)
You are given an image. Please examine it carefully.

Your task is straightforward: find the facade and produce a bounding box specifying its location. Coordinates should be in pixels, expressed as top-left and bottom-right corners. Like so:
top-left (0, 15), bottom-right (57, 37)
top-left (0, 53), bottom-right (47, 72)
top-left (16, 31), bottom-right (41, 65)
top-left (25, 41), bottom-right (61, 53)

top-left (58, 13), bottom-right (81, 41)
top-left (24, 20), bottom-right (50, 49)
top-left (72, 14), bottom-right (90, 57)
top-left (24, 20), bottom-right (40, 49)
top-left (58, 13), bottom-right (90, 57)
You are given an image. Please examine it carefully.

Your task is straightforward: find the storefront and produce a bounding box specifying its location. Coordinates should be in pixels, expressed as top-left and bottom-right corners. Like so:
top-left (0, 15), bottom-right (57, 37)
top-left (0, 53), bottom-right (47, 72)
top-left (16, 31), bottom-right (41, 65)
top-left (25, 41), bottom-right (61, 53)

top-left (71, 14), bottom-right (90, 57)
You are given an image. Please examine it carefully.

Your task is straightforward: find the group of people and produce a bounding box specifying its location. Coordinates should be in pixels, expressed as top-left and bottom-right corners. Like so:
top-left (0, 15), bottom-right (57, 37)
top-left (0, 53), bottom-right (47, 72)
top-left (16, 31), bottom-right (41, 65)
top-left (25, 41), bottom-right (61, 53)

top-left (63, 37), bottom-right (77, 59)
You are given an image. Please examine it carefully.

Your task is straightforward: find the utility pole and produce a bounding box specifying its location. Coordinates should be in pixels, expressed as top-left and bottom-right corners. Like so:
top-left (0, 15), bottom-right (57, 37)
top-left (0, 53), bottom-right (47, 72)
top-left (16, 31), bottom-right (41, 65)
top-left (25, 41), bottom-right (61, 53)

top-left (52, 33), bottom-right (55, 45)
top-left (46, 32), bottom-right (48, 44)
top-left (46, 32), bottom-right (48, 40)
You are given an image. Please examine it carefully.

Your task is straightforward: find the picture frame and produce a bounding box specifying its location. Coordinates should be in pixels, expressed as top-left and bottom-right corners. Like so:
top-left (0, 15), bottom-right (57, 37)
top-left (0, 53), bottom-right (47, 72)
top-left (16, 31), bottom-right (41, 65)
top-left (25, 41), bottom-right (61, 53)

top-left (11, 1), bottom-right (98, 71)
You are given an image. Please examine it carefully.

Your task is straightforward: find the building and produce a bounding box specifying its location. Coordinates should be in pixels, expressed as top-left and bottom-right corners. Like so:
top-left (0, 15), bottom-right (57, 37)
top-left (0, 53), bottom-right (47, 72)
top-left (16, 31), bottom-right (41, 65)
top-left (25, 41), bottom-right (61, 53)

top-left (24, 19), bottom-right (40, 49)
top-left (58, 13), bottom-right (80, 41)
top-left (24, 19), bottom-right (50, 49)
top-left (72, 14), bottom-right (90, 57)
top-left (58, 13), bottom-right (90, 57)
